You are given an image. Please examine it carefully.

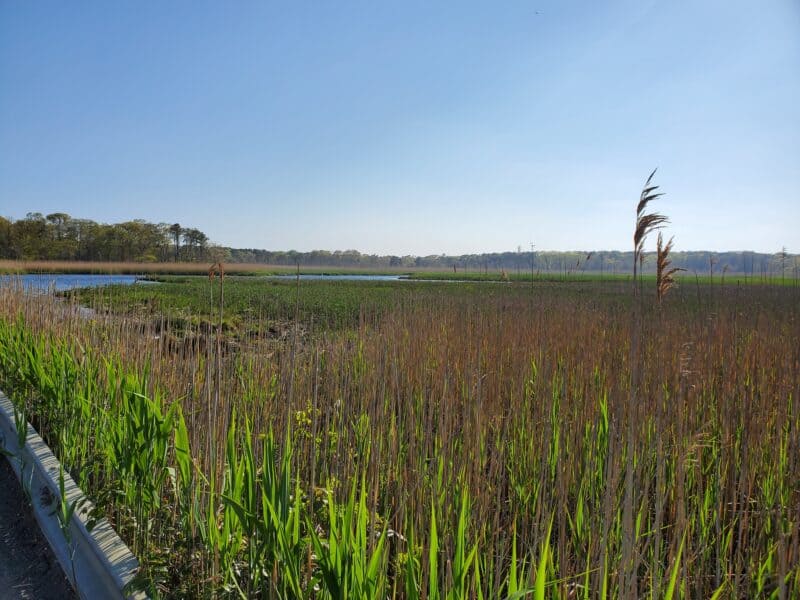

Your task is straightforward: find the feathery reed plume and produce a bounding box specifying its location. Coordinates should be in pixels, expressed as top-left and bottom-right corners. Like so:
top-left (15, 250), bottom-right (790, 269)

top-left (634, 169), bottom-right (669, 284)
top-left (656, 233), bottom-right (685, 302)
top-left (208, 261), bottom-right (225, 281)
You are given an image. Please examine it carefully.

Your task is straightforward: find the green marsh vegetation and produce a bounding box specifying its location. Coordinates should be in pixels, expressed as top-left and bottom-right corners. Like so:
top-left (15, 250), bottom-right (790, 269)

top-left (69, 275), bottom-right (634, 335)
top-left (0, 181), bottom-right (798, 597)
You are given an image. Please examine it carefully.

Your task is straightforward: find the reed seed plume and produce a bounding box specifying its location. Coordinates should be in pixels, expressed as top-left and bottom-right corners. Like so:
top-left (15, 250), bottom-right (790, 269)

top-left (208, 261), bottom-right (225, 281)
top-left (634, 169), bottom-right (669, 270)
top-left (656, 232), bottom-right (685, 302)
top-left (635, 169), bottom-right (664, 215)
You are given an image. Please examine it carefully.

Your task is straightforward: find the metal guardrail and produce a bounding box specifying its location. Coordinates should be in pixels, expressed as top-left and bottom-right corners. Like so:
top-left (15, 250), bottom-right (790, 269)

top-left (0, 392), bottom-right (146, 599)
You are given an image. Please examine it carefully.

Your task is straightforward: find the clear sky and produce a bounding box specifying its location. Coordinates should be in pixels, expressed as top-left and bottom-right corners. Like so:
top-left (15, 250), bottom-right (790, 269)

top-left (1, 1), bottom-right (798, 255)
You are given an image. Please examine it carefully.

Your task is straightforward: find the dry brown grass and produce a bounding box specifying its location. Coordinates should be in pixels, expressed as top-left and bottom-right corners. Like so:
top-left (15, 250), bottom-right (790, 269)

top-left (0, 259), bottom-right (416, 276)
top-left (0, 259), bottom-right (252, 274)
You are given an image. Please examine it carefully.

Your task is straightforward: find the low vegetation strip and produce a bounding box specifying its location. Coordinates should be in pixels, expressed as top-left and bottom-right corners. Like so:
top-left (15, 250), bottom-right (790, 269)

top-left (0, 277), bottom-right (798, 597)
top-left (0, 259), bottom-right (279, 276)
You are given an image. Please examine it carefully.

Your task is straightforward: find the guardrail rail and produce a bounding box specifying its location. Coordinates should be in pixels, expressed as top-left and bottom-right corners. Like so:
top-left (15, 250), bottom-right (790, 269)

top-left (0, 392), bottom-right (146, 599)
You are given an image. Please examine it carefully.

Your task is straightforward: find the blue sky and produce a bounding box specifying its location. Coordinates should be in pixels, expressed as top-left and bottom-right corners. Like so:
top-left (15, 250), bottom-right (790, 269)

top-left (1, 1), bottom-right (798, 254)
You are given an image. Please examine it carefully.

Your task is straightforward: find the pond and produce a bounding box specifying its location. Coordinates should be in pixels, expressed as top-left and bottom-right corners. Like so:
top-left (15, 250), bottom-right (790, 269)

top-left (0, 274), bottom-right (150, 292)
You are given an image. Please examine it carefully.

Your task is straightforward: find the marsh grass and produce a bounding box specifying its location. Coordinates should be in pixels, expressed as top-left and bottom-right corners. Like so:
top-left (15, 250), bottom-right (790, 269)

top-left (0, 273), bottom-right (798, 597)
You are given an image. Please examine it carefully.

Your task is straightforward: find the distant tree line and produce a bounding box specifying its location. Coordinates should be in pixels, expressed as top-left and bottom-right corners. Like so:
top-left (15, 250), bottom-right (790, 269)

top-left (0, 213), bottom-right (211, 262)
top-left (228, 247), bottom-right (797, 277)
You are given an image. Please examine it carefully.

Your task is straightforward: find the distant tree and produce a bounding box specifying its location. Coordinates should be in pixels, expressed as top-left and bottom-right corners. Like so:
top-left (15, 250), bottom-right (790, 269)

top-left (169, 223), bottom-right (183, 262)
top-left (0, 216), bottom-right (14, 258)
top-left (42, 213), bottom-right (79, 258)
top-left (181, 228), bottom-right (208, 261)
top-left (13, 213), bottom-right (48, 259)
top-left (72, 219), bottom-right (101, 261)
top-left (207, 245), bottom-right (230, 263)
top-left (46, 213), bottom-right (71, 239)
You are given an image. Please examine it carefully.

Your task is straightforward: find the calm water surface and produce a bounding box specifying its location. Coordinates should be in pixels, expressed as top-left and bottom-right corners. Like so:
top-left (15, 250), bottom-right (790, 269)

top-left (267, 274), bottom-right (405, 281)
top-left (0, 274), bottom-right (146, 292)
